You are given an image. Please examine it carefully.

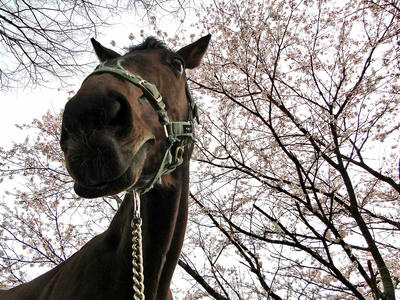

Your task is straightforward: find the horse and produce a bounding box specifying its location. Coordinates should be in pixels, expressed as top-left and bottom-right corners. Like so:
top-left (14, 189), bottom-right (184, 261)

top-left (0, 34), bottom-right (210, 300)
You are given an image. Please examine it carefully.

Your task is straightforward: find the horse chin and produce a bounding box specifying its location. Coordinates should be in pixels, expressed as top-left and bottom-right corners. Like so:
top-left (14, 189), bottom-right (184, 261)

top-left (73, 138), bottom-right (154, 199)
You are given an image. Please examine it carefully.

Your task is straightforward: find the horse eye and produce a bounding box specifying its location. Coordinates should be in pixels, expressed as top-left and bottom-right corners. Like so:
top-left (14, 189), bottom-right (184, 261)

top-left (171, 57), bottom-right (184, 74)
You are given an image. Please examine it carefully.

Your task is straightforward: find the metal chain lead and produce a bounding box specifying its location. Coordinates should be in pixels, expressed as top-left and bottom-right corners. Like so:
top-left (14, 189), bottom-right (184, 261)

top-left (131, 191), bottom-right (145, 300)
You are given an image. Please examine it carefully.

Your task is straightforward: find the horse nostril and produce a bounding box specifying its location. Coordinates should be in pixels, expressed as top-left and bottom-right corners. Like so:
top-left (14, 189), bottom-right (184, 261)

top-left (108, 92), bottom-right (133, 137)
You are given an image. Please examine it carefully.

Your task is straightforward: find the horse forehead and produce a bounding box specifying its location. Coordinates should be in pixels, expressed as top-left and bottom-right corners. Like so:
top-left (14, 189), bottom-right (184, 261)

top-left (123, 50), bottom-right (167, 70)
top-left (124, 50), bottom-right (180, 77)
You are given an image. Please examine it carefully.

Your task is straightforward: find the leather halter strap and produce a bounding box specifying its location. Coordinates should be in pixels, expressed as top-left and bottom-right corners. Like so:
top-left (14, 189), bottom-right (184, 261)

top-left (84, 59), bottom-right (198, 194)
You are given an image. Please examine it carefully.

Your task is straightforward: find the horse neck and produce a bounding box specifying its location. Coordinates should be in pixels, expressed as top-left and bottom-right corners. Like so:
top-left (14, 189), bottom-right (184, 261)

top-left (102, 156), bottom-right (191, 300)
top-left (101, 177), bottom-right (186, 275)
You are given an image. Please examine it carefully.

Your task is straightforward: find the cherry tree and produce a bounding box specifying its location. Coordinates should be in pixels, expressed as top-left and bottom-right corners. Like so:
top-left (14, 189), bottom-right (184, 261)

top-left (0, 0), bottom-right (399, 299)
top-left (178, 0), bottom-right (400, 299)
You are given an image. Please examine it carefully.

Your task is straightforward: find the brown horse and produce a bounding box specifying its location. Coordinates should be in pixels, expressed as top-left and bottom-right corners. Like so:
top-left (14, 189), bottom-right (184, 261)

top-left (0, 34), bottom-right (210, 300)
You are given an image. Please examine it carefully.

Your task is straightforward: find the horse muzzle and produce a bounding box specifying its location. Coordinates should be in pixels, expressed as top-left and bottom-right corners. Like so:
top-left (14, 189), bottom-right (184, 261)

top-left (60, 88), bottom-right (155, 198)
top-left (64, 134), bottom-right (154, 198)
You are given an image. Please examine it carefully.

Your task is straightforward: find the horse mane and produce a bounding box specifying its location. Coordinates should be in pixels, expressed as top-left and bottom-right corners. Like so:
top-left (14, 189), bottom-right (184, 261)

top-left (128, 37), bottom-right (170, 53)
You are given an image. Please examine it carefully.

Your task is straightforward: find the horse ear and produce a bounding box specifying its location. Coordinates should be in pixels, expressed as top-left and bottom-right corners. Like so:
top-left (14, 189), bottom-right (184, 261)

top-left (177, 34), bottom-right (211, 69)
top-left (91, 38), bottom-right (121, 62)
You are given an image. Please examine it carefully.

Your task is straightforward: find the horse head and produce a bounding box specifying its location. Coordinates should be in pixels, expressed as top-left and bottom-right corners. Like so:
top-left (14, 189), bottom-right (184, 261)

top-left (60, 35), bottom-right (210, 198)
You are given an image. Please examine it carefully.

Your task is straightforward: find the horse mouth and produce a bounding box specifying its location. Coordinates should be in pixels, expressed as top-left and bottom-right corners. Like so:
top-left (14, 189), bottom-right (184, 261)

top-left (73, 138), bottom-right (154, 198)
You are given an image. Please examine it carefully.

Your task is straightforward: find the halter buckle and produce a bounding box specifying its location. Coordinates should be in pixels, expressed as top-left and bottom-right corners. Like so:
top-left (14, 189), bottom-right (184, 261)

top-left (174, 144), bottom-right (185, 162)
top-left (154, 95), bottom-right (163, 103)
top-left (138, 79), bottom-right (163, 103)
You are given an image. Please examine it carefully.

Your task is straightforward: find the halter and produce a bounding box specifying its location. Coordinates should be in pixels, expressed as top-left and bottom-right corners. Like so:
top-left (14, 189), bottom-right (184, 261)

top-left (84, 58), bottom-right (198, 299)
top-left (84, 59), bottom-right (198, 194)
